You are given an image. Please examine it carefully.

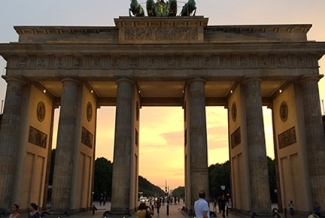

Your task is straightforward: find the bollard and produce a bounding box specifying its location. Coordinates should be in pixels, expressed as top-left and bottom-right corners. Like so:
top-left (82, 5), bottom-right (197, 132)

top-left (166, 204), bottom-right (169, 215)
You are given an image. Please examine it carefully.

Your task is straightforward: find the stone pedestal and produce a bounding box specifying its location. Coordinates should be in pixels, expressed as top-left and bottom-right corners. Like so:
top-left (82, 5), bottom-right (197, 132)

top-left (51, 78), bottom-right (80, 212)
top-left (243, 78), bottom-right (270, 213)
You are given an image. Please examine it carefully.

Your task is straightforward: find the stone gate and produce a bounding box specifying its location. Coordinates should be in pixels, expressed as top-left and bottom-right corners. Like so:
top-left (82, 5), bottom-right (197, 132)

top-left (0, 16), bottom-right (325, 216)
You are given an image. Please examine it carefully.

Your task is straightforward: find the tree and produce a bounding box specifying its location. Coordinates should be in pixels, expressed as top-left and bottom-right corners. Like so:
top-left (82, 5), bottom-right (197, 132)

top-left (94, 157), bottom-right (113, 201)
top-left (49, 149), bottom-right (56, 185)
top-left (208, 157), bottom-right (276, 203)
top-left (267, 157), bottom-right (277, 203)
top-left (209, 161), bottom-right (231, 200)
top-left (172, 186), bottom-right (185, 198)
top-left (138, 176), bottom-right (165, 197)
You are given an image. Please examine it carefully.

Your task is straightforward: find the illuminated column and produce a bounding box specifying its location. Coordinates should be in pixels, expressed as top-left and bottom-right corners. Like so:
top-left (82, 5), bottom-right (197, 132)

top-left (184, 78), bottom-right (209, 211)
top-left (300, 76), bottom-right (325, 208)
top-left (111, 78), bottom-right (136, 214)
top-left (51, 78), bottom-right (80, 212)
top-left (0, 77), bottom-right (25, 208)
top-left (243, 78), bottom-right (270, 213)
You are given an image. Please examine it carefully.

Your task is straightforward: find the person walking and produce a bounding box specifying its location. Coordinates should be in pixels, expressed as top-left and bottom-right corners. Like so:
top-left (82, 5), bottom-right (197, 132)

top-left (194, 190), bottom-right (210, 218)
top-left (9, 204), bottom-right (21, 218)
top-left (220, 195), bottom-right (226, 218)
top-left (289, 200), bottom-right (294, 218)
top-left (213, 198), bottom-right (217, 212)
top-left (156, 198), bottom-right (161, 215)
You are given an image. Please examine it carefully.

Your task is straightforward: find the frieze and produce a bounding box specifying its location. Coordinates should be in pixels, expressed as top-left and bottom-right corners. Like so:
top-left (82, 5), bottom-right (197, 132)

top-left (36, 58), bottom-right (48, 67)
top-left (91, 57), bottom-right (102, 67)
top-left (124, 27), bottom-right (198, 40)
top-left (10, 55), bottom-right (319, 69)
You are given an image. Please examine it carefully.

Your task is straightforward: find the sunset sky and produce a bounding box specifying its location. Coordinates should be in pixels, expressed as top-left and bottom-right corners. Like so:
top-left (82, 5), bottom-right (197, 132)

top-left (1, 0), bottom-right (325, 191)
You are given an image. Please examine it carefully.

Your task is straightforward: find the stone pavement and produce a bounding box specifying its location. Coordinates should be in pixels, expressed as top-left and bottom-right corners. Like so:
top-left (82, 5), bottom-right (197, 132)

top-left (17, 202), bottom-right (305, 218)
top-left (17, 202), bottom-right (250, 218)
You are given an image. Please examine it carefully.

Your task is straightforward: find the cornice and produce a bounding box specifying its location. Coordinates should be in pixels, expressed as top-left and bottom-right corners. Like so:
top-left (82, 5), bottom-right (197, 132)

top-left (14, 24), bottom-right (311, 35)
top-left (205, 24), bottom-right (312, 34)
top-left (14, 26), bottom-right (116, 35)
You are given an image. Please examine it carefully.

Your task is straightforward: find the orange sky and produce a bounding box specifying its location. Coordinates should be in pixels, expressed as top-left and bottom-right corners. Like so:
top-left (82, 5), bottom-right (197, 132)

top-left (52, 105), bottom-right (275, 190)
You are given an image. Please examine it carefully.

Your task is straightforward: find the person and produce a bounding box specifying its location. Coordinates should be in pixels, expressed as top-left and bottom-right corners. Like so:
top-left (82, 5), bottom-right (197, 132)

top-left (218, 196), bottom-right (222, 213)
top-left (220, 195), bottom-right (226, 217)
top-left (9, 204), bottom-right (21, 218)
top-left (313, 202), bottom-right (321, 217)
top-left (137, 202), bottom-right (154, 218)
top-left (213, 198), bottom-right (217, 212)
top-left (40, 207), bottom-right (50, 217)
top-left (28, 203), bottom-right (40, 218)
top-left (289, 200), bottom-right (294, 217)
top-left (156, 198), bottom-right (161, 215)
top-left (194, 190), bottom-right (210, 218)
top-left (226, 197), bottom-right (232, 216)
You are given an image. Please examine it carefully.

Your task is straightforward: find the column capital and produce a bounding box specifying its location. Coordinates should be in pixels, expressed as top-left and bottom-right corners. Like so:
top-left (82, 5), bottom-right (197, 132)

top-left (298, 75), bottom-right (323, 84)
top-left (2, 75), bottom-right (27, 85)
top-left (115, 78), bottom-right (135, 85)
top-left (60, 77), bottom-right (81, 84)
top-left (242, 77), bottom-right (263, 84)
top-left (187, 78), bottom-right (206, 85)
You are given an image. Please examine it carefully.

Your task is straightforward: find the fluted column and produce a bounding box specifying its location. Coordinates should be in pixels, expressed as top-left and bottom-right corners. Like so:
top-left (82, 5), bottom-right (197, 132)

top-left (111, 78), bottom-right (135, 214)
top-left (51, 78), bottom-right (80, 212)
top-left (186, 78), bottom-right (209, 211)
top-left (300, 76), bottom-right (325, 207)
top-left (243, 78), bottom-right (270, 213)
top-left (0, 77), bottom-right (25, 208)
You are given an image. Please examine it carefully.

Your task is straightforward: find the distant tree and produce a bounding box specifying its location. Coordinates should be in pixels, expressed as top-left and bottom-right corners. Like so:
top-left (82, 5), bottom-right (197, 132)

top-left (138, 176), bottom-right (165, 197)
top-left (209, 161), bottom-right (230, 200)
top-left (172, 186), bottom-right (185, 198)
top-left (208, 157), bottom-right (276, 202)
top-left (94, 157), bottom-right (113, 201)
top-left (49, 154), bottom-right (166, 201)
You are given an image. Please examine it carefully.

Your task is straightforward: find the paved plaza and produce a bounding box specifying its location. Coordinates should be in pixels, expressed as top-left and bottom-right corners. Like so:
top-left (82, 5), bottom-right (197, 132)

top-left (16, 201), bottom-right (242, 218)
top-left (15, 201), bottom-right (272, 218)
top-left (14, 201), bottom-right (311, 218)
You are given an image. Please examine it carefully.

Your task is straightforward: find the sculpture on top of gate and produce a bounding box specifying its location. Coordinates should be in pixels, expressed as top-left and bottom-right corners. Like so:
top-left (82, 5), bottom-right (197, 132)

top-left (129, 0), bottom-right (196, 17)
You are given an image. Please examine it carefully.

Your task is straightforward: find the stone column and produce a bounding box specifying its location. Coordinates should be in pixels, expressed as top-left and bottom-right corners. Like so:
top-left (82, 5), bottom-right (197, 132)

top-left (300, 76), bottom-right (325, 207)
top-left (243, 78), bottom-right (270, 213)
top-left (185, 78), bottom-right (209, 211)
top-left (111, 78), bottom-right (135, 215)
top-left (0, 77), bottom-right (25, 208)
top-left (51, 78), bottom-right (80, 212)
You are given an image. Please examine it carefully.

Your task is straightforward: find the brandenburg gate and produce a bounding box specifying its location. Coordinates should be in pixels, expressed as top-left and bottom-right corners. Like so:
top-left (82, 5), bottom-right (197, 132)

top-left (1, 11), bottom-right (325, 216)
